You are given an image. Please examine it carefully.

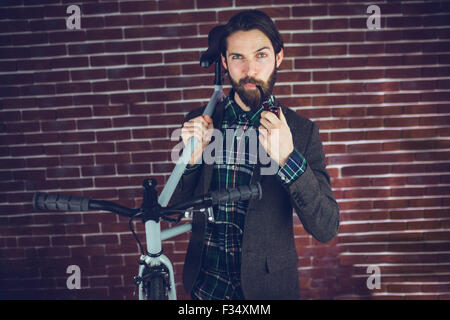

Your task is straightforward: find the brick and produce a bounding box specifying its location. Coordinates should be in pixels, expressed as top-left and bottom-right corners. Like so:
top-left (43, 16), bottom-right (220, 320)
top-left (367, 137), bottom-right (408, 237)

top-left (94, 177), bottom-right (130, 189)
top-left (90, 54), bottom-right (126, 67)
top-left (350, 44), bottom-right (385, 55)
top-left (60, 155), bottom-right (94, 166)
top-left (116, 141), bottom-right (151, 152)
top-left (293, 84), bottom-right (327, 95)
top-left (313, 70), bottom-right (347, 81)
top-left (349, 95), bottom-right (384, 105)
top-left (92, 80), bottom-right (127, 92)
top-left (76, 119), bottom-right (111, 131)
top-left (71, 69), bottom-right (107, 81)
top-left (85, 235), bottom-right (118, 245)
top-left (46, 167), bottom-right (80, 178)
top-left (117, 164), bottom-right (151, 175)
top-left (73, 94), bottom-right (108, 106)
top-left (95, 153), bottom-right (131, 165)
top-left (80, 143), bottom-right (114, 154)
top-left (297, 108), bottom-right (331, 118)
top-left (112, 116), bottom-right (148, 128)
top-left (110, 92), bottom-right (146, 104)
top-left (277, 19), bottom-right (311, 32)
top-left (81, 165), bottom-right (115, 177)
top-left (294, 58), bottom-right (326, 72)
top-left (93, 105), bottom-right (128, 117)
top-left (96, 130), bottom-right (131, 142)
top-left (312, 45), bottom-right (347, 56)
top-left (313, 18), bottom-right (348, 30)
top-left (129, 78), bottom-right (165, 90)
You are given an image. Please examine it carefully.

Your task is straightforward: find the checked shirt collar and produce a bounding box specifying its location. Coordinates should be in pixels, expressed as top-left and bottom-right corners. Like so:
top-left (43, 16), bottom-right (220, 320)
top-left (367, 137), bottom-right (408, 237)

top-left (223, 89), bottom-right (276, 128)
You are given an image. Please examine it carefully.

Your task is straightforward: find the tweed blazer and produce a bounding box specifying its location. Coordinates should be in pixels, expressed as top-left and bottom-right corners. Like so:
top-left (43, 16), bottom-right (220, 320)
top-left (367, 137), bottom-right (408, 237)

top-left (170, 98), bottom-right (340, 300)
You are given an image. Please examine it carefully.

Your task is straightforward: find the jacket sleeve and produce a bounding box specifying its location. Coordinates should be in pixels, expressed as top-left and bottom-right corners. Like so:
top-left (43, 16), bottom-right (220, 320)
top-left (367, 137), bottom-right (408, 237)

top-left (283, 122), bottom-right (340, 243)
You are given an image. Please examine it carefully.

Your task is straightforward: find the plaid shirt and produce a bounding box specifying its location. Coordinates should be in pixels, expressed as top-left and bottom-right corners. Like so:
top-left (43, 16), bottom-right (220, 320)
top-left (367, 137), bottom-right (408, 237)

top-left (185, 92), bottom-right (307, 300)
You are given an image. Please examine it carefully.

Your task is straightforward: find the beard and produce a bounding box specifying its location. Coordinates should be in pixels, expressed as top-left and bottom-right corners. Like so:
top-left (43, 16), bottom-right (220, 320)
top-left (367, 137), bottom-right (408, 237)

top-left (227, 66), bottom-right (277, 110)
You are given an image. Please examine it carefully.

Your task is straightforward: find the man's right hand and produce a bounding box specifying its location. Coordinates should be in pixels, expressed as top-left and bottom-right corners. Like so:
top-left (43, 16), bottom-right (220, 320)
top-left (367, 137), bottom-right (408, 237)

top-left (181, 115), bottom-right (213, 166)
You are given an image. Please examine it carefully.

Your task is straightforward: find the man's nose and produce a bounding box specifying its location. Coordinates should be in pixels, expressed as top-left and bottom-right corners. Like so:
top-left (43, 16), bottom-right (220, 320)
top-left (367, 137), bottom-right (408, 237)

top-left (244, 59), bottom-right (259, 78)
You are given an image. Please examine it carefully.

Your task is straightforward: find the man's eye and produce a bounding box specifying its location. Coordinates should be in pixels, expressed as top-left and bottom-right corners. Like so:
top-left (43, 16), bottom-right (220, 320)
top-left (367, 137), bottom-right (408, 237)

top-left (257, 53), bottom-right (267, 58)
top-left (232, 55), bottom-right (242, 59)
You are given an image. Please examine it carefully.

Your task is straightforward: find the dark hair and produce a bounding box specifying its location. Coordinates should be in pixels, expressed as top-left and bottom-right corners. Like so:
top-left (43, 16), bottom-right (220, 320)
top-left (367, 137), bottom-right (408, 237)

top-left (220, 10), bottom-right (284, 58)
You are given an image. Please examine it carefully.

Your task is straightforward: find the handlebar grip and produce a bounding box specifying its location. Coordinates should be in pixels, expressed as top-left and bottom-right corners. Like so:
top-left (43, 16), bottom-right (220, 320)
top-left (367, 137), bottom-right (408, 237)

top-left (33, 192), bottom-right (90, 212)
top-left (210, 182), bottom-right (262, 205)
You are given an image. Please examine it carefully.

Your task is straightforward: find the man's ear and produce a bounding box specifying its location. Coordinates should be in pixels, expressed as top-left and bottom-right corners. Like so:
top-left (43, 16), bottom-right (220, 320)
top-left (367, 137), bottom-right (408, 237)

top-left (276, 48), bottom-right (284, 69)
top-left (221, 53), bottom-right (228, 70)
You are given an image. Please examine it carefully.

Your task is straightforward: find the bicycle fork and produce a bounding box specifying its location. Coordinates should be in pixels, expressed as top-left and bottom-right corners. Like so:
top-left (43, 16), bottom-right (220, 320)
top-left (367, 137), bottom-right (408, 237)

top-left (136, 218), bottom-right (199, 300)
top-left (135, 179), bottom-right (213, 300)
top-left (134, 220), bottom-right (175, 300)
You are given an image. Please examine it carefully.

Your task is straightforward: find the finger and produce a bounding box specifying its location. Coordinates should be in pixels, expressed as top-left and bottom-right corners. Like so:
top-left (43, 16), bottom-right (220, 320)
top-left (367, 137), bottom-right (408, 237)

top-left (258, 133), bottom-right (270, 155)
top-left (261, 110), bottom-right (280, 125)
top-left (258, 126), bottom-right (268, 135)
top-left (183, 125), bottom-right (204, 140)
top-left (258, 132), bottom-right (267, 147)
top-left (278, 107), bottom-right (287, 124)
top-left (184, 120), bottom-right (209, 131)
top-left (203, 114), bottom-right (212, 124)
top-left (189, 116), bottom-right (209, 127)
top-left (259, 118), bottom-right (276, 130)
top-left (183, 129), bottom-right (202, 143)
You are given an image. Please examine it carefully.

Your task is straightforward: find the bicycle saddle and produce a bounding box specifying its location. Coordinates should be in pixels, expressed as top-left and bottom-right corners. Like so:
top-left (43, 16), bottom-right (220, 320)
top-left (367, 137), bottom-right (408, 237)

top-left (200, 25), bottom-right (225, 68)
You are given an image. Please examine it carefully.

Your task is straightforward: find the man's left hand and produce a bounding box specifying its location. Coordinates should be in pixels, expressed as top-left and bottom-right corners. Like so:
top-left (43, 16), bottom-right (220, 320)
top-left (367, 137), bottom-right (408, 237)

top-left (259, 108), bottom-right (294, 167)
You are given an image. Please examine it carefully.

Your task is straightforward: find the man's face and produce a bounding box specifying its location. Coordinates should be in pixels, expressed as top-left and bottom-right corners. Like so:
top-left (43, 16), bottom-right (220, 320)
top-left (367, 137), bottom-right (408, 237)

top-left (222, 29), bottom-right (284, 110)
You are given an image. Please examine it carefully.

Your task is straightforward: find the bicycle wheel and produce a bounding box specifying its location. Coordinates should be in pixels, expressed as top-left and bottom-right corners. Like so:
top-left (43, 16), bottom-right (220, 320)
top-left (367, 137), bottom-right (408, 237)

top-left (148, 275), bottom-right (165, 300)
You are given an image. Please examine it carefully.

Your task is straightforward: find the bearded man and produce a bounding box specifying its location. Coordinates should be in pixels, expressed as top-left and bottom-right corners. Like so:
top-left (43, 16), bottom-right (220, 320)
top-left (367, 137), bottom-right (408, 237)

top-left (171, 10), bottom-right (340, 300)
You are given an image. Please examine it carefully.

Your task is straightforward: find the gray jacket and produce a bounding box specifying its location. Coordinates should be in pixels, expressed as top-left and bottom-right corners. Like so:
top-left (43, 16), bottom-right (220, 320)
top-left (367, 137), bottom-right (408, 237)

top-left (170, 99), bottom-right (340, 300)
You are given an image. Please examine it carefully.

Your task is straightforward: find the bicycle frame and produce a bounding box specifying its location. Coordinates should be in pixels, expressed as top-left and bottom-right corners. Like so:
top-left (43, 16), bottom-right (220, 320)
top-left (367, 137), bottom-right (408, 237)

top-left (135, 60), bottom-right (224, 300)
top-left (32, 32), bottom-right (267, 299)
top-left (33, 45), bottom-right (226, 300)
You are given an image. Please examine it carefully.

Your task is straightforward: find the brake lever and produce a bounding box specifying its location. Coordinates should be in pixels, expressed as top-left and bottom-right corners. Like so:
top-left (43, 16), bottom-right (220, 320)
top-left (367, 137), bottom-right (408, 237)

top-left (184, 207), bottom-right (193, 219)
top-left (207, 206), bottom-right (214, 222)
top-left (183, 206), bottom-right (214, 222)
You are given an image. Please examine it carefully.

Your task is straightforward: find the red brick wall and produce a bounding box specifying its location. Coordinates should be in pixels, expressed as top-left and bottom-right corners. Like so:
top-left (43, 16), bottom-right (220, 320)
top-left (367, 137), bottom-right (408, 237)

top-left (1, 0), bottom-right (449, 300)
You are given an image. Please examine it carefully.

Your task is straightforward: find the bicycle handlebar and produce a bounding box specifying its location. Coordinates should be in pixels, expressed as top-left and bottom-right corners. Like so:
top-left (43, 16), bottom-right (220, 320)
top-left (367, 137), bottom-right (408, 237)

top-left (33, 193), bottom-right (90, 212)
top-left (211, 183), bottom-right (262, 205)
top-left (33, 182), bottom-right (262, 220)
top-left (33, 192), bottom-right (140, 217)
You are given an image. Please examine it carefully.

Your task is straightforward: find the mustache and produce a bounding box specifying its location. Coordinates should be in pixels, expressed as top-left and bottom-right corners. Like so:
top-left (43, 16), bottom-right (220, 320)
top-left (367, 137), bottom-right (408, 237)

top-left (238, 77), bottom-right (264, 87)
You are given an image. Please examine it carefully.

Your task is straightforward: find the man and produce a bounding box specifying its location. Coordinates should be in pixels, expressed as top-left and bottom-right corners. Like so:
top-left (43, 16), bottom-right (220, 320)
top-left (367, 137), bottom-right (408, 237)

top-left (171, 10), bottom-right (340, 300)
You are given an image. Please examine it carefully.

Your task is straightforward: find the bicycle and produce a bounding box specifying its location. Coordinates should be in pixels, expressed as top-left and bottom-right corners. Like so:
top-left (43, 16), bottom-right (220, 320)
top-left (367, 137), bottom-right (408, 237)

top-left (33, 179), bottom-right (261, 300)
top-left (32, 25), bottom-right (258, 300)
